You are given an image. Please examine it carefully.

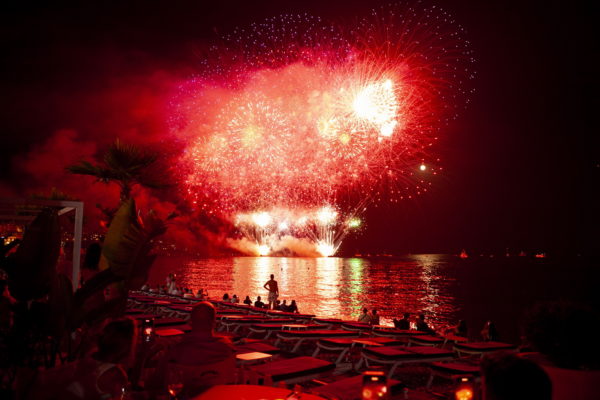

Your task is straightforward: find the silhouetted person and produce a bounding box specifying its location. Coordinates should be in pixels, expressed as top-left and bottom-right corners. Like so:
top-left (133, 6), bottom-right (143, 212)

top-left (370, 309), bottom-right (380, 325)
top-left (151, 302), bottom-right (235, 396)
top-left (445, 319), bottom-right (468, 337)
top-left (42, 318), bottom-right (136, 400)
top-left (254, 296), bottom-right (265, 308)
top-left (161, 301), bottom-right (234, 365)
top-left (416, 314), bottom-right (434, 333)
top-left (481, 320), bottom-right (499, 341)
top-left (263, 274), bottom-right (279, 309)
top-left (358, 308), bottom-right (370, 323)
top-left (0, 280), bottom-right (13, 332)
top-left (394, 313), bottom-right (411, 330)
top-left (80, 242), bottom-right (101, 287)
top-left (481, 352), bottom-right (551, 400)
top-left (288, 300), bottom-right (299, 313)
top-left (243, 296), bottom-right (252, 305)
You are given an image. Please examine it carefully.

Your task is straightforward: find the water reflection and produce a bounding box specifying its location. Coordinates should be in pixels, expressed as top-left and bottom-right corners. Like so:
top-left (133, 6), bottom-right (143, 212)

top-left (149, 255), bottom-right (458, 327)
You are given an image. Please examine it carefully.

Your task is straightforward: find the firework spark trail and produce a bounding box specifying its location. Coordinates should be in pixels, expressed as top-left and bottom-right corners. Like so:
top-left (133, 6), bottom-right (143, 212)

top-left (173, 3), bottom-right (475, 255)
top-left (231, 205), bottom-right (363, 256)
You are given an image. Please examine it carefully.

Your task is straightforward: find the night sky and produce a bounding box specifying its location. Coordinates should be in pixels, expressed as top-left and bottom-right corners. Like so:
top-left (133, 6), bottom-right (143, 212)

top-left (1, 0), bottom-right (597, 255)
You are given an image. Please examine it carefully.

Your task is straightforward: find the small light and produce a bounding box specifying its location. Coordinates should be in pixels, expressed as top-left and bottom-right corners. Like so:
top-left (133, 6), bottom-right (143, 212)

top-left (419, 164), bottom-right (427, 171)
top-left (455, 388), bottom-right (473, 400)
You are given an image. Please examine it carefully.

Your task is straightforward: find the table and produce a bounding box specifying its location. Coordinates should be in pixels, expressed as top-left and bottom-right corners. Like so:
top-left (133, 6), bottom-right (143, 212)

top-left (236, 351), bottom-right (273, 364)
top-left (155, 328), bottom-right (185, 337)
top-left (191, 385), bottom-right (327, 400)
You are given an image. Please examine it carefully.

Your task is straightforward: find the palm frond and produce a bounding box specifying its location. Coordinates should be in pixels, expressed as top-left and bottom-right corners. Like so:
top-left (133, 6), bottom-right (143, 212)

top-left (104, 139), bottom-right (158, 173)
top-left (66, 161), bottom-right (102, 176)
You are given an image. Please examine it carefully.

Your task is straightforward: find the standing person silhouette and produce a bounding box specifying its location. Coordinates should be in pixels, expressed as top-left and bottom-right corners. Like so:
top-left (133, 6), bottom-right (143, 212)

top-left (263, 274), bottom-right (279, 310)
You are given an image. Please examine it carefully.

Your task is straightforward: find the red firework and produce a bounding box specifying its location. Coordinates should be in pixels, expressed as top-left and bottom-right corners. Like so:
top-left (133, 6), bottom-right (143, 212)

top-left (171, 3), bottom-right (474, 254)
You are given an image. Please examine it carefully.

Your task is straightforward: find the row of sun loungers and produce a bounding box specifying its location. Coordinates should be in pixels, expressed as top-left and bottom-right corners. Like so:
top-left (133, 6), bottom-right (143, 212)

top-left (127, 292), bottom-right (518, 395)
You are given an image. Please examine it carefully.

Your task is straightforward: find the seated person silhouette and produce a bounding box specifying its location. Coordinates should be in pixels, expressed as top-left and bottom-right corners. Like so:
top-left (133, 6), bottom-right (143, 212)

top-left (152, 302), bottom-right (235, 397)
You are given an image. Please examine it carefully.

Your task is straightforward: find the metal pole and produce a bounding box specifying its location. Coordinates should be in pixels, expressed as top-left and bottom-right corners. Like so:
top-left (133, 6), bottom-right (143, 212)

top-left (72, 202), bottom-right (83, 290)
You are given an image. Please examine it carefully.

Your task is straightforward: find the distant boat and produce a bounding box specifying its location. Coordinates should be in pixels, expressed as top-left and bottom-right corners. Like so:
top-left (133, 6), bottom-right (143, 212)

top-left (459, 249), bottom-right (468, 259)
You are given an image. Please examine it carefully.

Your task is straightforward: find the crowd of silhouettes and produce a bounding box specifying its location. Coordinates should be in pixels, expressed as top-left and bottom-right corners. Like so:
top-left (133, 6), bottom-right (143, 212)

top-left (357, 308), bottom-right (380, 325)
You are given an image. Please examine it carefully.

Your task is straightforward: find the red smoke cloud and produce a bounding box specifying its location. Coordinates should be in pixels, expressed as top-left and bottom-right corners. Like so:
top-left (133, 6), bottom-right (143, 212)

top-left (1, 62), bottom-right (227, 253)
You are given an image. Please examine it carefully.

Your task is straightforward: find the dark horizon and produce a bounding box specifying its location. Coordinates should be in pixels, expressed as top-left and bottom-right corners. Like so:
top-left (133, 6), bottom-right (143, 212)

top-left (1, 0), bottom-right (597, 255)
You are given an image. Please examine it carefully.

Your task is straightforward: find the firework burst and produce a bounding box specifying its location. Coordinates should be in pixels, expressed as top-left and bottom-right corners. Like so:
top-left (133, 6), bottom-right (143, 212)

top-left (173, 2), bottom-right (475, 255)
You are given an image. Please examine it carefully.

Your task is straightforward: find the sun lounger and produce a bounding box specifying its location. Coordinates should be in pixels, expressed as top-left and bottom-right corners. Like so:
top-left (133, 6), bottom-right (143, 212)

top-left (341, 322), bottom-right (372, 332)
top-left (453, 341), bottom-right (517, 357)
top-left (441, 334), bottom-right (468, 346)
top-left (248, 322), bottom-right (315, 339)
top-left (312, 318), bottom-right (346, 329)
top-left (246, 306), bottom-right (270, 315)
top-left (217, 314), bottom-right (266, 329)
top-left (313, 337), bottom-right (405, 364)
top-left (408, 335), bottom-right (445, 347)
top-left (311, 375), bottom-right (405, 400)
top-left (235, 341), bottom-right (281, 355)
top-left (221, 317), bottom-right (294, 333)
top-left (372, 328), bottom-right (426, 338)
top-left (427, 360), bottom-right (480, 388)
top-left (361, 345), bottom-right (455, 377)
top-left (275, 329), bottom-right (360, 353)
top-left (266, 310), bottom-right (316, 320)
top-left (216, 309), bottom-right (247, 315)
top-left (247, 356), bottom-right (335, 385)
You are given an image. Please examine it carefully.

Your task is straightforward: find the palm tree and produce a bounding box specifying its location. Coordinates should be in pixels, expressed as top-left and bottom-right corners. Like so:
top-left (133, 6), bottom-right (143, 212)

top-left (67, 139), bottom-right (166, 202)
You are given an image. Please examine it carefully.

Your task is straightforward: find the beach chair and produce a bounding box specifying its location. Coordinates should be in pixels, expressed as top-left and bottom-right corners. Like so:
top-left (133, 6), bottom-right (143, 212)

top-left (266, 310), bottom-right (316, 321)
top-left (218, 315), bottom-right (269, 332)
top-left (312, 318), bottom-right (346, 329)
top-left (310, 375), bottom-right (405, 400)
top-left (235, 341), bottom-right (281, 355)
top-left (453, 341), bottom-right (517, 357)
top-left (165, 305), bottom-right (192, 319)
top-left (341, 322), bottom-right (372, 333)
top-left (222, 317), bottom-right (295, 333)
top-left (360, 345), bottom-right (455, 378)
top-left (426, 360), bottom-right (480, 388)
top-left (247, 322), bottom-right (312, 339)
top-left (371, 328), bottom-right (425, 339)
top-left (408, 335), bottom-right (445, 347)
top-left (275, 329), bottom-right (360, 353)
top-left (246, 356), bottom-right (335, 386)
top-left (313, 337), bottom-right (405, 365)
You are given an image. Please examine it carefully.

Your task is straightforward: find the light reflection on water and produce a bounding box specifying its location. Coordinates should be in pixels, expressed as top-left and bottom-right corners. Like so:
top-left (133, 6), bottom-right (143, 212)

top-left (149, 255), bottom-right (458, 327)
